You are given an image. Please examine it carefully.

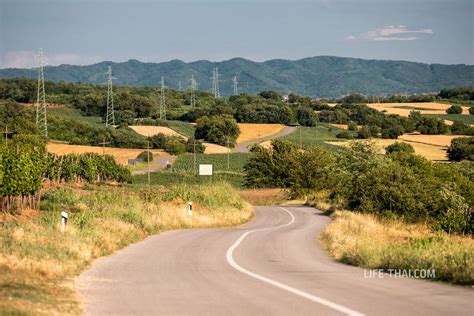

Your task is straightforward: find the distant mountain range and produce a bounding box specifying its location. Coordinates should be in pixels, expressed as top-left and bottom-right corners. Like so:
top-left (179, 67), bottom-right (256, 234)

top-left (1, 56), bottom-right (473, 97)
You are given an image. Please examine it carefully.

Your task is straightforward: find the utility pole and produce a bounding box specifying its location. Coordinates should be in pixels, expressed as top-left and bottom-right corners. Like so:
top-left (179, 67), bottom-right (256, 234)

top-left (232, 75), bottom-right (238, 96)
top-left (212, 67), bottom-right (220, 98)
top-left (105, 66), bottom-right (116, 127)
top-left (98, 136), bottom-right (109, 156)
top-left (160, 76), bottom-right (166, 120)
top-left (193, 140), bottom-right (196, 175)
top-left (299, 126), bottom-right (302, 149)
top-left (2, 125), bottom-right (14, 146)
top-left (147, 141), bottom-right (151, 186)
top-left (190, 74), bottom-right (197, 108)
top-left (227, 137), bottom-right (230, 171)
top-left (35, 48), bottom-right (48, 137)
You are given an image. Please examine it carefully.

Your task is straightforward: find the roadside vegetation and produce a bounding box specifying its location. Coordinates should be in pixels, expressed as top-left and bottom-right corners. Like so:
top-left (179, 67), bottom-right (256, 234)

top-left (244, 139), bottom-right (473, 284)
top-left (0, 135), bottom-right (252, 314)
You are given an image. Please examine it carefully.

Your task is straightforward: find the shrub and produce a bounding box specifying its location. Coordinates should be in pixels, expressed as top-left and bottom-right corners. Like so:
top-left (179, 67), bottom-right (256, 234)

top-left (447, 137), bottom-right (474, 161)
top-left (469, 107), bottom-right (474, 115)
top-left (446, 105), bottom-right (463, 114)
top-left (336, 131), bottom-right (353, 139)
top-left (347, 121), bottom-right (358, 131)
top-left (185, 138), bottom-right (205, 154)
top-left (296, 107), bottom-right (319, 126)
top-left (165, 139), bottom-right (186, 155)
top-left (137, 151), bottom-right (153, 162)
top-left (381, 125), bottom-right (404, 139)
top-left (386, 142), bottom-right (415, 155)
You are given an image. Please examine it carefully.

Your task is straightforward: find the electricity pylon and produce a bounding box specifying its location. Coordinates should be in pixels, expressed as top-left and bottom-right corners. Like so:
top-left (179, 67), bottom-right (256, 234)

top-left (190, 74), bottom-right (197, 108)
top-left (35, 48), bottom-right (48, 137)
top-left (105, 66), bottom-right (116, 127)
top-left (178, 81), bottom-right (182, 91)
top-left (232, 75), bottom-right (238, 95)
top-left (160, 76), bottom-right (166, 120)
top-left (212, 67), bottom-right (220, 98)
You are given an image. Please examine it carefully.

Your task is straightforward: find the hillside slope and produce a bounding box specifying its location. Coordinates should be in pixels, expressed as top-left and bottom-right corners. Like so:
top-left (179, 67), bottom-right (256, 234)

top-left (1, 56), bottom-right (473, 97)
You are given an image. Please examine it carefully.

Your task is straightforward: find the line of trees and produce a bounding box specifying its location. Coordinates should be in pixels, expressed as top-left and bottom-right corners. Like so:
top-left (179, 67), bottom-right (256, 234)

top-left (245, 140), bottom-right (473, 234)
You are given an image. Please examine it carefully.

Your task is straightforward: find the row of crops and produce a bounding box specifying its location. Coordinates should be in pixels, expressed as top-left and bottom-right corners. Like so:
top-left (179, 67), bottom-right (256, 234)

top-left (172, 153), bottom-right (251, 173)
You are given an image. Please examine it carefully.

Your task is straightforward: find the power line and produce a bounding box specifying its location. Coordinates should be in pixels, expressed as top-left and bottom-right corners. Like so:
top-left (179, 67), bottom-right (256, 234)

top-left (160, 76), bottom-right (166, 120)
top-left (105, 66), bottom-right (116, 127)
top-left (35, 48), bottom-right (48, 137)
top-left (232, 75), bottom-right (238, 96)
top-left (212, 67), bottom-right (220, 98)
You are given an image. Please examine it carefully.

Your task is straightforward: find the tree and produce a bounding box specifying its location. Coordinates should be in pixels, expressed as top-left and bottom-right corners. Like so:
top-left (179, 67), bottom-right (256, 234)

top-left (385, 142), bottom-right (415, 155)
top-left (185, 138), bottom-right (205, 154)
top-left (137, 151), bottom-right (153, 162)
top-left (195, 115), bottom-right (240, 147)
top-left (469, 107), bottom-right (474, 115)
top-left (381, 125), bottom-right (404, 139)
top-left (447, 137), bottom-right (474, 161)
top-left (347, 121), bottom-right (358, 131)
top-left (446, 105), bottom-right (462, 114)
top-left (296, 107), bottom-right (318, 126)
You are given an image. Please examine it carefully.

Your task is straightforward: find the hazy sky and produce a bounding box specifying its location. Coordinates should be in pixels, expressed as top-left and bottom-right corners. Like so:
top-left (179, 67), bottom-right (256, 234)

top-left (1, 0), bottom-right (473, 68)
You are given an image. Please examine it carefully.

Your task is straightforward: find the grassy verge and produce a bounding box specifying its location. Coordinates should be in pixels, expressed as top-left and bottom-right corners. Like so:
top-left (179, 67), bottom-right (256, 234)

top-left (320, 210), bottom-right (474, 285)
top-left (0, 182), bottom-right (253, 315)
top-left (166, 120), bottom-right (196, 139)
top-left (133, 170), bottom-right (246, 188)
top-left (238, 188), bottom-right (288, 206)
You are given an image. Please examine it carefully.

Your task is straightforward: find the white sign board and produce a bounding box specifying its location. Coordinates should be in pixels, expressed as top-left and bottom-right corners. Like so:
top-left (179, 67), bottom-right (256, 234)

top-left (199, 164), bottom-right (213, 176)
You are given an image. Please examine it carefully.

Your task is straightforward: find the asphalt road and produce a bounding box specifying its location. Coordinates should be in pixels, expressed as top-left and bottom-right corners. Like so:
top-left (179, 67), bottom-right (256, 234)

top-left (77, 206), bottom-right (473, 315)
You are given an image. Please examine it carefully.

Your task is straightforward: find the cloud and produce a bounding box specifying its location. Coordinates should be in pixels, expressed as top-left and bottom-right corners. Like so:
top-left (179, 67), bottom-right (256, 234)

top-left (346, 25), bottom-right (433, 41)
top-left (1, 50), bottom-right (102, 68)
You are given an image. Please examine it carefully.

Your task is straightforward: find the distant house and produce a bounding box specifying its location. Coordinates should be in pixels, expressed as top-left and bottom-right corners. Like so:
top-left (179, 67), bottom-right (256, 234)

top-left (282, 95), bottom-right (289, 103)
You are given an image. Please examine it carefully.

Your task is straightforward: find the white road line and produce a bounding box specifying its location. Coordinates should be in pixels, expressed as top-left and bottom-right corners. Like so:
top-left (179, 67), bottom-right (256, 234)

top-left (226, 207), bottom-right (364, 316)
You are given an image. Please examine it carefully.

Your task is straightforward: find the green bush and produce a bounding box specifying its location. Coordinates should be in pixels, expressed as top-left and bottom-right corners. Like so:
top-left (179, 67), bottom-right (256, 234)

top-left (386, 142), bottom-right (415, 155)
top-left (446, 105), bottom-right (463, 114)
top-left (195, 115), bottom-right (240, 147)
top-left (137, 151), bottom-right (153, 162)
top-left (469, 107), bottom-right (474, 115)
top-left (336, 131), bottom-right (353, 139)
top-left (447, 137), bottom-right (474, 161)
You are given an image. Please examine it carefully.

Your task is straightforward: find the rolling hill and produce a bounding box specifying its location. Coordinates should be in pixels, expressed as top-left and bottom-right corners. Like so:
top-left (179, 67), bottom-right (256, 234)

top-left (1, 56), bottom-right (473, 97)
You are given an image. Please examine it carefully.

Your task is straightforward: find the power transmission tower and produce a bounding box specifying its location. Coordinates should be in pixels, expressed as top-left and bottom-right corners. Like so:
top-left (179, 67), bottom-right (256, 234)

top-left (178, 81), bottom-right (182, 91)
top-left (190, 74), bottom-right (197, 108)
top-left (35, 48), bottom-right (48, 137)
top-left (212, 67), bottom-right (220, 98)
top-left (160, 76), bottom-right (166, 120)
top-left (105, 66), bottom-right (116, 127)
top-left (232, 75), bottom-right (238, 95)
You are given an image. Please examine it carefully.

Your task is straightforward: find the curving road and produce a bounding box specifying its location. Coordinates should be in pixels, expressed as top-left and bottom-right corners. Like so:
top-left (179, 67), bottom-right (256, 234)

top-left (236, 126), bottom-right (296, 153)
top-left (77, 206), bottom-right (473, 315)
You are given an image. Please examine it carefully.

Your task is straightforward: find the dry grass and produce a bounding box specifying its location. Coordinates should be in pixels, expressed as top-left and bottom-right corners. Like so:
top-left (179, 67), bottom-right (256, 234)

top-left (238, 188), bottom-right (288, 206)
top-left (129, 125), bottom-right (187, 138)
top-left (0, 183), bottom-right (253, 315)
top-left (47, 142), bottom-right (169, 165)
top-left (237, 123), bottom-right (286, 143)
top-left (398, 134), bottom-right (469, 147)
top-left (320, 210), bottom-right (474, 284)
top-left (326, 138), bottom-right (449, 161)
top-left (368, 102), bottom-right (471, 117)
top-left (203, 142), bottom-right (229, 154)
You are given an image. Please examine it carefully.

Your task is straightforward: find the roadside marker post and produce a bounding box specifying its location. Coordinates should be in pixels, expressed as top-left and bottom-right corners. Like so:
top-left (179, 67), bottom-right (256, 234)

top-left (61, 210), bottom-right (68, 232)
top-left (188, 202), bottom-right (193, 216)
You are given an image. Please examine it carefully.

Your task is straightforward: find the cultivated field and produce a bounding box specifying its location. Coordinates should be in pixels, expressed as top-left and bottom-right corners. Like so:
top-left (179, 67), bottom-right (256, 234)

top-left (326, 139), bottom-right (449, 161)
top-left (129, 125), bottom-right (186, 138)
top-left (368, 102), bottom-right (471, 117)
top-left (398, 134), bottom-right (468, 147)
top-left (203, 142), bottom-right (229, 154)
top-left (47, 142), bottom-right (169, 165)
top-left (236, 123), bottom-right (286, 143)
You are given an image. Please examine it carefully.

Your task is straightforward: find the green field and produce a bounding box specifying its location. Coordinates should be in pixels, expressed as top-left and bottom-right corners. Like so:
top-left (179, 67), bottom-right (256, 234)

top-left (132, 170), bottom-right (245, 187)
top-left (48, 106), bottom-right (103, 127)
top-left (278, 123), bottom-right (343, 149)
top-left (172, 152), bottom-right (251, 173)
top-left (167, 120), bottom-right (196, 138)
top-left (427, 114), bottom-right (474, 124)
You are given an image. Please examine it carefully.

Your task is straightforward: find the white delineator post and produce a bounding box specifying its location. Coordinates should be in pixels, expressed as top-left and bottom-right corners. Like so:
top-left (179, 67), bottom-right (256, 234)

top-left (188, 202), bottom-right (193, 217)
top-left (61, 210), bottom-right (68, 232)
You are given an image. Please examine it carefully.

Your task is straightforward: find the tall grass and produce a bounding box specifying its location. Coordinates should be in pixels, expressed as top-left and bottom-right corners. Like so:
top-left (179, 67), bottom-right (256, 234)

top-left (320, 211), bottom-right (474, 285)
top-left (0, 183), bottom-right (253, 315)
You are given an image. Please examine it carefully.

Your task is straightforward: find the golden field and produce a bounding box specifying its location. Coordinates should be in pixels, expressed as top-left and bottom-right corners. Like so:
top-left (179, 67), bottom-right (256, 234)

top-left (326, 138), bottom-right (449, 161)
top-left (236, 123), bottom-right (286, 143)
top-left (129, 125), bottom-right (186, 138)
top-left (47, 142), bottom-right (169, 165)
top-left (203, 142), bottom-right (229, 154)
top-left (398, 134), bottom-right (469, 147)
top-left (368, 102), bottom-right (471, 117)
